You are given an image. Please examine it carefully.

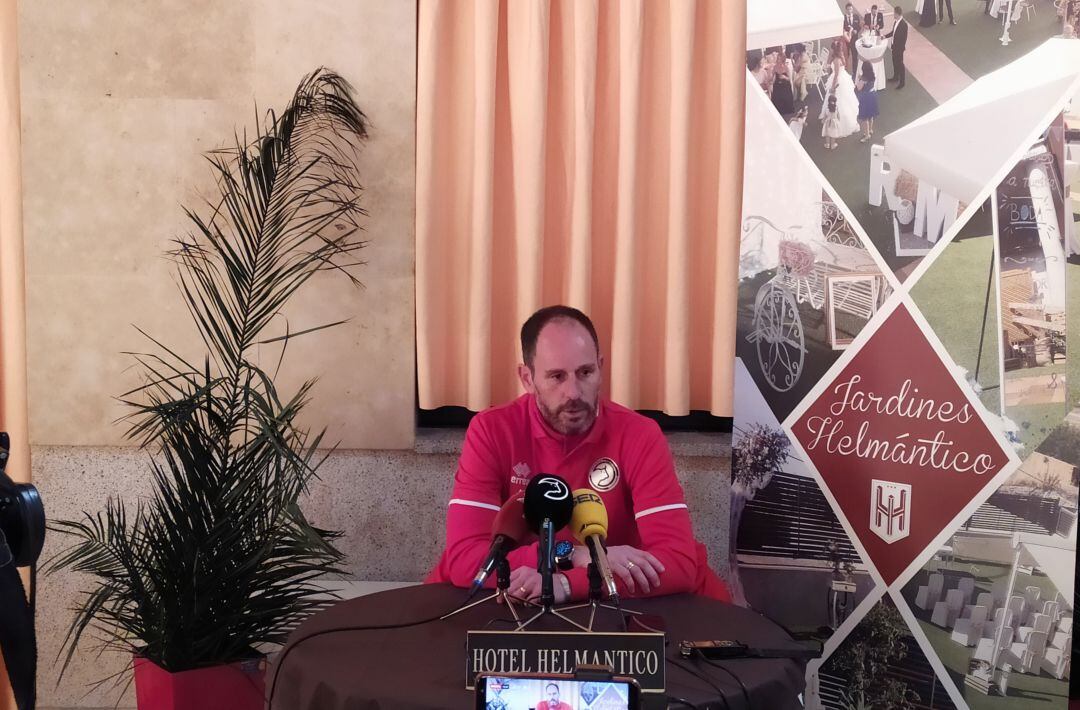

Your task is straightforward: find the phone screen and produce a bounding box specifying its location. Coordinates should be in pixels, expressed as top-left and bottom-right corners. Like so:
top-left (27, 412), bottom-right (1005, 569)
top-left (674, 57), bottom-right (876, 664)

top-left (480, 675), bottom-right (633, 710)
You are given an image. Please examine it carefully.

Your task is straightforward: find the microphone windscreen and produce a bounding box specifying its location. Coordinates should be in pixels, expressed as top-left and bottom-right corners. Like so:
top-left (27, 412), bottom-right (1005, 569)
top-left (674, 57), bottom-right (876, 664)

top-left (523, 474), bottom-right (574, 533)
top-left (491, 497), bottom-right (530, 547)
top-left (570, 489), bottom-right (608, 542)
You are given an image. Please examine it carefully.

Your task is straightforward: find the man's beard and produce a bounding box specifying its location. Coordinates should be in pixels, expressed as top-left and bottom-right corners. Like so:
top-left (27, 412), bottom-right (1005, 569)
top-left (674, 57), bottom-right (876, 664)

top-left (538, 397), bottom-right (597, 435)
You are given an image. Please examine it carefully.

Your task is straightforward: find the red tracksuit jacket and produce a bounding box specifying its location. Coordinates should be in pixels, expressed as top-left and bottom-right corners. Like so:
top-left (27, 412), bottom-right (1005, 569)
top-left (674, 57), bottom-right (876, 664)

top-left (426, 394), bottom-right (729, 602)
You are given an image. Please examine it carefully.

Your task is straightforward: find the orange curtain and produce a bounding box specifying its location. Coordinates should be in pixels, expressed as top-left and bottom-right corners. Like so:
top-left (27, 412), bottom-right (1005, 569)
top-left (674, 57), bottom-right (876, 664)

top-left (416, 0), bottom-right (745, 417)
top-left (0, 0), bottom-right (30, 706)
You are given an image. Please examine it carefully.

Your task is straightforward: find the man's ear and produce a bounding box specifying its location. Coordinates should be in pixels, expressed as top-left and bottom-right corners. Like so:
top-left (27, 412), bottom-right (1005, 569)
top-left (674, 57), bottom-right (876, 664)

top-left (518, 363), bottom-right (536, 393)
top-left (598, 353), bottom-right (605, 373)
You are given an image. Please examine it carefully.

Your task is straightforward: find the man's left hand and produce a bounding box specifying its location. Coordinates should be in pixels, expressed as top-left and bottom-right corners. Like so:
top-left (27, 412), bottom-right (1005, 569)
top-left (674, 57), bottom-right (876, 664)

top-left (605, 546), bottom-right (665, 594)
top-left (507, 566), bottom-right (570, 604)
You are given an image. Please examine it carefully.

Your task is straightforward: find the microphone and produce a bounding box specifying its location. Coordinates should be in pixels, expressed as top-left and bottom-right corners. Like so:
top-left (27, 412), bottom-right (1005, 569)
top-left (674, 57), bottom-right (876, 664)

top-left (523, 474), bottom-right (574, 607)
top-left (471, 497), bottom-right (530, 591)
top-left (522, 475), bottom-right (574, 533)
top-left (570, 489), bottom-right (618, 603)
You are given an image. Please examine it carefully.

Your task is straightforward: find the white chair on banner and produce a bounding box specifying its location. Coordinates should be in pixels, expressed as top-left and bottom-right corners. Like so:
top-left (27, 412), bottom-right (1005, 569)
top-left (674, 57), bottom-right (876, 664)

top-left (1007, 595), bottom-right (1026, 625)
top-left (1005, 629), bottom-right (1048, 674)
top-left (916, 573), bottom-right (945, 611)
top-left (986, 608), bottom-right (1015, 640)
top-left (991, 579), bottom-right (1009, 610)
top-left (951, 605), bottom-right (987, 647)
top-left (1042, 633), bottom-right (1072, 679)
top-left (1042, 600), bottom-right (1061, 626)
top-left (963, 592), bottom-right (994, 619)
top-left (932, 589), bottom-right (965, 628)
top-left (974, 625), bottom-right (1014, 666)
top-left (958, 577), bottom-right (976, 607)
top-left (1017, 612), bottom-right (1052, 643)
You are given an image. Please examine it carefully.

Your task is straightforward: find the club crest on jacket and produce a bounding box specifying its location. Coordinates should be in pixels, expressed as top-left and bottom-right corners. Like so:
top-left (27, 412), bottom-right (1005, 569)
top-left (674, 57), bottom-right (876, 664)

top-left (588, 457), bottom-right (620, 492)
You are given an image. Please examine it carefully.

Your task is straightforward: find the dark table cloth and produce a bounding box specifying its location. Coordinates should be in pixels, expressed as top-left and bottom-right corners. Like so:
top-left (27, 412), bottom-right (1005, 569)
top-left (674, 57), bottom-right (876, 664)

top-left (269, 584), bottom-right (807, 710)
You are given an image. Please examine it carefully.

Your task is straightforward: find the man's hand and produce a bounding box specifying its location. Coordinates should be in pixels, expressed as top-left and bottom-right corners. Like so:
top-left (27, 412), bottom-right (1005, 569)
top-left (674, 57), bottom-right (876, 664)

top-left (505, 566), bottom-right (570, 604)
top-left (605, 546), bottom-right (665, 594)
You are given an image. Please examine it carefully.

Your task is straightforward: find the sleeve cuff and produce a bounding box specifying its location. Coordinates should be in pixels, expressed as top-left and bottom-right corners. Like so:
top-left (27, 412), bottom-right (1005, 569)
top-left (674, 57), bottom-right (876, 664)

top-left (562, 566), bottom-right (592, 602)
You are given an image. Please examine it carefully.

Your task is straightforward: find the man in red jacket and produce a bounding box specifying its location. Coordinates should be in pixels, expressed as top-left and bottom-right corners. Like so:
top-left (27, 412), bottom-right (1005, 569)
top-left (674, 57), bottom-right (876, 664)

top-left (426, 305), bottom-right (729, 603)
top-left (536, 683), bottom-right (571, 710)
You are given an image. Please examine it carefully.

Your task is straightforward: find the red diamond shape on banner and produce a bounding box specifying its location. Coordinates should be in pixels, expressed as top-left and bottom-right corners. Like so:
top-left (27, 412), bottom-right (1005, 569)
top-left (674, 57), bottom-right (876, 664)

top-left (791, 304), bottom-right (1011, 585)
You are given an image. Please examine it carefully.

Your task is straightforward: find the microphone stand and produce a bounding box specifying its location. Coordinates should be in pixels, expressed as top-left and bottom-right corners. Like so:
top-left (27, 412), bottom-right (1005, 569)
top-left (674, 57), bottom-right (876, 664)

top-left (560, 562), bottom-right (642, 631)
top-left (441, 558), bottom-right (526, 621)
top-left (517, 519), bottom-right (588, 632)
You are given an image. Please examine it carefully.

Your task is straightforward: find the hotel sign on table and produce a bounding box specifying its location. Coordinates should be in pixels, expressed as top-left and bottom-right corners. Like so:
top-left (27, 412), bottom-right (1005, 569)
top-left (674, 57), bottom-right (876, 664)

top-left (465, 631), bottom-right (666, 693)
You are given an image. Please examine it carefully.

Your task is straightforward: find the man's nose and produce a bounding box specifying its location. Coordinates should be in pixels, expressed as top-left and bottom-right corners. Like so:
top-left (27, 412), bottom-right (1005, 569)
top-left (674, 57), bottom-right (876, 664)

top-left (563, 377), bottom-right (582, 400)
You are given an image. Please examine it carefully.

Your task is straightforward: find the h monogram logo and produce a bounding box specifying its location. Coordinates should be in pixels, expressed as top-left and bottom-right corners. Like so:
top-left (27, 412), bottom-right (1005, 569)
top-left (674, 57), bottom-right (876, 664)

top-left (870, 479), bottom-right (911, 544)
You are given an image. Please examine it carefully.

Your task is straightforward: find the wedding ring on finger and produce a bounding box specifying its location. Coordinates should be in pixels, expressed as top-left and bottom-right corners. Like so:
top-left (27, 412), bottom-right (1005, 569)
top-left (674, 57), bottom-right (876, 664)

top-left (626, 561), bottom-right (636, 570)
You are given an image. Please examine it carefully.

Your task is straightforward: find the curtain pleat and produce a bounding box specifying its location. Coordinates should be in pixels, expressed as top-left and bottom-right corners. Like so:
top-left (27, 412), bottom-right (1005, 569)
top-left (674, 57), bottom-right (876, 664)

top-left (416, 0), bottom-right (745, 416)
top-left (665, 0), bottom-right (695, 416)
top-left (567, 0), bottom-right (597, 311)
top-left (608, 0), bottom-right (642, 409)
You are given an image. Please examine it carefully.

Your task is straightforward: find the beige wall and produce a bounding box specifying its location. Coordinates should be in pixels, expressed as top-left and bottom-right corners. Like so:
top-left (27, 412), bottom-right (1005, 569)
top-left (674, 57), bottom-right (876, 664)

top-left (19, 0), bottom-right (417, 450)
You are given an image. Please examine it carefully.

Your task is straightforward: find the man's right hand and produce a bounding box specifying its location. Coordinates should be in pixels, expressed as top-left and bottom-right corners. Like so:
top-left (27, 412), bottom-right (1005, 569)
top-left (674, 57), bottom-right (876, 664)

top-left (605, 546), bottom-right (665, 594)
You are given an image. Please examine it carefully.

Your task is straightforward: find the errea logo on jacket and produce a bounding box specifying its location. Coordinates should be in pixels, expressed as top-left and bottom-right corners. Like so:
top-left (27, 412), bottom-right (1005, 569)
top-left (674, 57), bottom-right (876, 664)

top-left (511, 461), bottom-right (531, 486)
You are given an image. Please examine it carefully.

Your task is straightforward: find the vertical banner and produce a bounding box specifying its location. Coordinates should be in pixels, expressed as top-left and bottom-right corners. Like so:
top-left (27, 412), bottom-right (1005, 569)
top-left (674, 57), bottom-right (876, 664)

top-left (738, 5), bottom-right (1079, 708)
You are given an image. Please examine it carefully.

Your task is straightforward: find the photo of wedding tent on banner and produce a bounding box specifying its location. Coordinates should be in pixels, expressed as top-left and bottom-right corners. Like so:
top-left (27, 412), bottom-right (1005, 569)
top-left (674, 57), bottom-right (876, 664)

top-left (737, 10), bottom-right (1080, 710)
top-left (995, 126), bottom-right (1069, 448)
top-left (748, 0), bottom-right (1076, 284)
top-left (899, 443), bottom-right (1077, 708)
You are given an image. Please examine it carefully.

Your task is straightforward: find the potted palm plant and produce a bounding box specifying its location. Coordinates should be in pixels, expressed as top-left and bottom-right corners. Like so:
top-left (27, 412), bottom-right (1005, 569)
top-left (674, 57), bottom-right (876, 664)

top-left (46, 68), bottom-right (369, 710)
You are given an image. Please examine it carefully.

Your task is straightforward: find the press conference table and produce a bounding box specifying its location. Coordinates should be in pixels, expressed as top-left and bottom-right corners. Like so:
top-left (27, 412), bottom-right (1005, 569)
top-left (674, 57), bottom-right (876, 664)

top-left (270, 584), bottom-right (808, 710)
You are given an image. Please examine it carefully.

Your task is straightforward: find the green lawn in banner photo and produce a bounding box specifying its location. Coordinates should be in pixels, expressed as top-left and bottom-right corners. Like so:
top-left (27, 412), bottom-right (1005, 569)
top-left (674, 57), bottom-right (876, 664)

top-left (1003, 362), bottom-right (1069, 452)
top-left (1005, 402), bottom-right (1066, 452)
top-left (799, 66), bottom-right (937, 277)
top-left (910, 234), bottom-right (1001, 415)
top-left (903, 560), bottom-right (1069, 710)
top-left (916, 618), bottom-right (1070, 710)
top-left (912, 3), bottom-right (1063, 82)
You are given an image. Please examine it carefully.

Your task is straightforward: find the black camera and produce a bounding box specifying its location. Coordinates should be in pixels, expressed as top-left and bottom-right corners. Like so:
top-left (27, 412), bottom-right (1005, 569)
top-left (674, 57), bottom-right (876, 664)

top-left (0, 432), bottom-right (44, 710)
top-left (0, 432), bottom-right (45, 569)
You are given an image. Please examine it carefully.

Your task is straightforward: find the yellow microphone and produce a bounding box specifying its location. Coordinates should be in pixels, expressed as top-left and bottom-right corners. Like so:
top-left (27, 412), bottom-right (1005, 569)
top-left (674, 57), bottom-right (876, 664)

top-left (571, 489), bottom-right (618, 602)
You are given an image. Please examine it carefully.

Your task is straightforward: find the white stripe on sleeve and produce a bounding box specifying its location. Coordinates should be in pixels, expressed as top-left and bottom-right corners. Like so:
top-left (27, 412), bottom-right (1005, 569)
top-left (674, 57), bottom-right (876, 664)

top-left (449, 498), bottom-right (501, 512)
top-left (635, 503), bottom-right (689, 520)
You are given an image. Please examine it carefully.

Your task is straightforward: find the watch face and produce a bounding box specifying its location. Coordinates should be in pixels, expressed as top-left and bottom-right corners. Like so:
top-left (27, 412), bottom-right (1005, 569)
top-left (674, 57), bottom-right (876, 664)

top-left (554, 540), bottom-right (574, 557)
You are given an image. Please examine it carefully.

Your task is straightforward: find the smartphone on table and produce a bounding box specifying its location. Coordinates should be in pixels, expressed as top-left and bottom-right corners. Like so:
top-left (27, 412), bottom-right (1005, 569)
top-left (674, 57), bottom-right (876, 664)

top-left (475, 671), bottom-right (641, 710)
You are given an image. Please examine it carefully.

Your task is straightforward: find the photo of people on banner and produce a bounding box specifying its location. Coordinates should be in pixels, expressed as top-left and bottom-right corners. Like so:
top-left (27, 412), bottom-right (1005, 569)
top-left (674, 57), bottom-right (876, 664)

top-left (747, 0), bottom-right (1077, 284)
top-left (737, 71), bottom-right (894, 424)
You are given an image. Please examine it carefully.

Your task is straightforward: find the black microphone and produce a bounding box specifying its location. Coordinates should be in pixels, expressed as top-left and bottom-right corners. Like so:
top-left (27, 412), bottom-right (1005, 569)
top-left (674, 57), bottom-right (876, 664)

top-left (522, 474), bottom-right (574, 533)
top-left (471, 497), bottom-right (530, 592)
top-left (523, 474), bottom-right (574, 606)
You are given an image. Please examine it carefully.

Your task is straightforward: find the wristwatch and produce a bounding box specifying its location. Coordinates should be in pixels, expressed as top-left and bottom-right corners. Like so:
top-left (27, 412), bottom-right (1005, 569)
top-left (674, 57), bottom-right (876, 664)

top-left (554, 540), bottom-right (575, 571)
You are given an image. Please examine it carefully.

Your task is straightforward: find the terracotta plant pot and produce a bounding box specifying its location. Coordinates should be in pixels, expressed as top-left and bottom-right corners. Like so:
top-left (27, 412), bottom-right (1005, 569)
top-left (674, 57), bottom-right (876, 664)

top-left (133, 655), bottom-right (265, 710)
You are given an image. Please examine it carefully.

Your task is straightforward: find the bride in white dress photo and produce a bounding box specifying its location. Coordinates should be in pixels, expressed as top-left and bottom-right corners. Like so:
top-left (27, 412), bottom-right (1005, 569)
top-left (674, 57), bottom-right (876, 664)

top-left (819, 38), bottom-right (860, 140)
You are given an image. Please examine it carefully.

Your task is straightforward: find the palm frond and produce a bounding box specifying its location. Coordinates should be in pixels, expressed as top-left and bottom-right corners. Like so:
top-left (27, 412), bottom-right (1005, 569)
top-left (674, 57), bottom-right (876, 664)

top-left (48, 67), bottom-right (366, 678)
